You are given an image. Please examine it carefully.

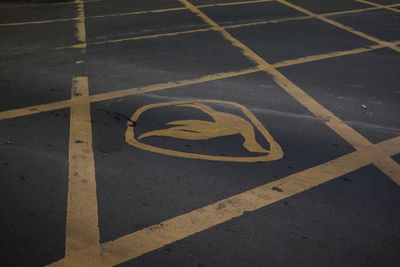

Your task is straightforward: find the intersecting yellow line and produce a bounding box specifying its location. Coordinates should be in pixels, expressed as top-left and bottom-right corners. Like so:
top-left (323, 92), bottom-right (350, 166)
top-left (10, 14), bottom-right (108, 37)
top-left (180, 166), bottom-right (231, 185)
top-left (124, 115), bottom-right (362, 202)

top-left (2, 0), bottom-right (399, 28)
top-left (2, 39), bottom-right (399, 122)
top-left (47, 136), bottom-right (400, 266)
top-left (0, 0), bottom-right (273, 27)
top-left (177, 0), bottom-right (400, 185)
top-left (1, 1), bottom-right (397, 266)
top-left (356, 0), bottom-right (400, 13)
top-left (51, 4), bottom-right (400, 50)
top-left (276, 0), bottom-right (400, 53)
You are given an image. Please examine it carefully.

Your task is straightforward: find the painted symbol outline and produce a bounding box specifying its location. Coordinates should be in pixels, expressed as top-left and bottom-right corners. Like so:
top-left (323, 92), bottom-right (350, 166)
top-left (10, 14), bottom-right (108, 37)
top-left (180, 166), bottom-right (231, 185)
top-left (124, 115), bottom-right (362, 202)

top-left (125, 99), bottom-right (283, 162)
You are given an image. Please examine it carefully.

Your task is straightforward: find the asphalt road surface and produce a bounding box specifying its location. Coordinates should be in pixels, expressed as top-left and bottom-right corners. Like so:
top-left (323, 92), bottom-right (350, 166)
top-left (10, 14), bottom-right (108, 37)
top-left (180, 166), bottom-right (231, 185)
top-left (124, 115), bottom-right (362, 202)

top-left (1, 0), bottom-right (400, 266)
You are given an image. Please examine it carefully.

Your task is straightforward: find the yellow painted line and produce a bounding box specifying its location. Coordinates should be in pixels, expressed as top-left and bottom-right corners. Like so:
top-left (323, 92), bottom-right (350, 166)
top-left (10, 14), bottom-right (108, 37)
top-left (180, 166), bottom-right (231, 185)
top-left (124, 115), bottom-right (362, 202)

top-left (87, 7), bottom-right (187, 19)
top-left (0, 17), bottom-right (78, 27)
top-left (96, 136), bottom-right (400, 266)
top-left (85, 28), bottom-right (213, 46)
top-left (64, 77), bottom-right (101, 266)
top-left (0, 0), bottom-right (101, 8)
top-left (355, 0), bottom-right (400, 13)
top-left (52, 4), bottom-right (391, 50)
top-left (3, 38), bottom-right (400, 122)
top-left (0, 68), bottom-right (259, 121)
top-left (89, 67), bottom-right (260, 102)
top-left (223, 15), bottom-right (312, 29)
top-left (0, 0), bottom-right (394, 28)
top-left (75, 0), bottom-right (87, 47)
top-left (0, 100), bottom-right (71, 121)
top-left (276, 0), bottom-right (400, 53)
top-left (0, 0), bottom-right (273, 27)
top-left (273, 43), bottom-right (385, 68)
top-left (178, 0), bottom-right (400, 185)
top-left (63, 1), bottom-right (101, 266)
top-left (197, 0), bottom-right (274, 8)
top-left (322, 5), bottom-right (383, 16)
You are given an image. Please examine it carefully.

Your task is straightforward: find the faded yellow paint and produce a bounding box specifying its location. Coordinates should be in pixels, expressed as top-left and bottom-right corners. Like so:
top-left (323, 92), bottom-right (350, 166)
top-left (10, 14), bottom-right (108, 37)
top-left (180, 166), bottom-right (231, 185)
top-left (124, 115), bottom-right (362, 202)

top-left (89, 67), bottom-right (260, 103)
top-left (3, 37), bottom-right (400, 122)
top-left (99, 136), bottom-right (400, 266)
top-left (62, 1), bottom-right (101, 266)
top-left (126, 100), bottom-right (283, 162)
top-left (276, 0), bottom-right (400, 53)
top-left (52, 5), bottom-right (397, 51)
top-left (355, 0), bottom-right (400, 13)
top-left (87, 7), bottom-right (187, 19)
top-left (223, 15), bottom-right (312, 29)
top-left (75, 0), bottom-right (87, 47)
top-left (197, 0), bottom-right (274, 8)
top-left (273, 43), bottom-right (386, 68)
top-left (7, 0), bottom-right (395, 265)
top-left (0, 18), bottom-right (77, 27)
top-left (0, 100), bottom-right (71, 121)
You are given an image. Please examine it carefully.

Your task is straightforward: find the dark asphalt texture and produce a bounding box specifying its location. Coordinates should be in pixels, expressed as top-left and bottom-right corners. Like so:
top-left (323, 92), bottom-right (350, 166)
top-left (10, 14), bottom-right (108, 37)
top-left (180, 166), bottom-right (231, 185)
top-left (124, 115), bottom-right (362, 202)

top-left (1, 0), bottom-right (400, 266)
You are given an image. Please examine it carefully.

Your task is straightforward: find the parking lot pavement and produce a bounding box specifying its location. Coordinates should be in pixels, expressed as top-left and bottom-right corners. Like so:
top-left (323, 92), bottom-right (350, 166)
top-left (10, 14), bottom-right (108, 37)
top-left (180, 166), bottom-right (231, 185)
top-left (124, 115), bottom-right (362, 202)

top-left (1, 0), bottom-right (399, 266)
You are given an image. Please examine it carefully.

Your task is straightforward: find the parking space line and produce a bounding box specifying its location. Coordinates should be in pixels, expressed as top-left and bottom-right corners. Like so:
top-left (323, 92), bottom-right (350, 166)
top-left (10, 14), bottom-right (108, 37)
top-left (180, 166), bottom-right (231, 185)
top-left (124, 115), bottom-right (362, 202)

top-left (355, 0), bottom-right (400, 13)
top-left (197, 0), bottom-right (274, 8)
top-left (178, 0), bottom-right (400, 185)
top-left (96, 136), bottom-right (400, 266)
top-left (0, 100), bottom-right (72, 121)
top-left (63, 1), bottom-right (101, 266)
top-left (52, 6), bottom-right (390, 50)
top-left (53, 5), bottom-right (395, 51)
top-left (3, 38), bottom-right (400, 122)
top-left (80, 28), bottom-right (214, 46)
top-left (0, 0), bottom-right (272, 27)
top-left (64, 77), bottom-right (101, 266)
top-left (1, 0), bottom-right (396, 28)
top-left (89, 67), bottom-right (260, 102)
top-left (276, 0), bottom-right (400, 53)
top-left (0, 18), bottom-right (78, 27)
top-left (273, 41), bottom-right (400, 68)
top-left (0, 0), bottom-right (102, 9)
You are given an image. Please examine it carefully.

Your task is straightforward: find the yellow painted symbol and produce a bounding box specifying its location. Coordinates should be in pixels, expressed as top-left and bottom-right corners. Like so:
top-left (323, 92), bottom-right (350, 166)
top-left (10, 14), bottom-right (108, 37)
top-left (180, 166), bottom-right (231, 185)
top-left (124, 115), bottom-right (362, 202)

top-left (125, 100), bottom-right (283, 162)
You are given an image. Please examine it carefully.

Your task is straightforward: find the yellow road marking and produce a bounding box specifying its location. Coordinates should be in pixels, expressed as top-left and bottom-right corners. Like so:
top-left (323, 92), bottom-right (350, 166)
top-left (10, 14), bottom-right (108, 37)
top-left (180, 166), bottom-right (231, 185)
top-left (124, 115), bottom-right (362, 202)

top-left (53, 5), bottom-right (389, 49)
top-left (64, 77), bottom-right (101, 266)
top-left (223, 15), bottom-right (312, 29)
top-left (0, 0), bottom-right (101, 8)
top-left (63, 1), bottom-right (101, 266)
top-left (3, 37), bottom-right (400, 122)
top-left (126, 100), bottom-right (283, 162)
top-left (2, 1), bottom-right (398, 266)
top-left (1, 0), bottom-right (398, 28)
top-left (87, 7), bottom-right (187, 19)
top-left (273, 43), bottom-right (389, 68)
top-left (89, 67), bottom-right (260, 102)
top-left (0, 18), bottom-right (78, 27)
top-left (0, 100), bottom-right (72, 121)
top-left (355, 0), bottom-right (400, 13)
top-left (197, 0), bottom-right (274, 8)
top-left (178, 0), bottom-right (400, 185)
top-left (82, 28), bottom-right (213, 46)
top-left (0, 0), bottom-right (273, 27)
top-left (95, 136), bottom-right (400, 266)
top-left (75, 0), bottom-right (87, 47)
top-left (276, 0), bottom-right (400, 53)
